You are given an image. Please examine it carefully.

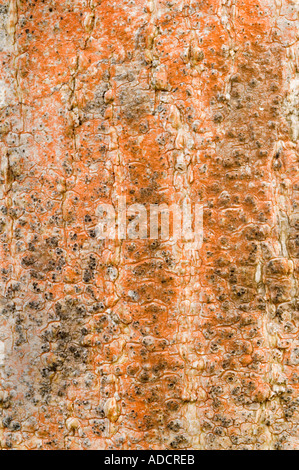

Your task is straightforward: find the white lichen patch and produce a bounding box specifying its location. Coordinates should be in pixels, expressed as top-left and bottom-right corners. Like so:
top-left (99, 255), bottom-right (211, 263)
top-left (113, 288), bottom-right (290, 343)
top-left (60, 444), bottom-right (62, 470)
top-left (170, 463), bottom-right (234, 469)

top-left (285, 76), bottom-right (299, 142)
top-left (0, 4), bottom-right (12, 52)
top-left (0, 341), bottom-right (5, 366)
top-left (0, 79), bottom-right (7, 108)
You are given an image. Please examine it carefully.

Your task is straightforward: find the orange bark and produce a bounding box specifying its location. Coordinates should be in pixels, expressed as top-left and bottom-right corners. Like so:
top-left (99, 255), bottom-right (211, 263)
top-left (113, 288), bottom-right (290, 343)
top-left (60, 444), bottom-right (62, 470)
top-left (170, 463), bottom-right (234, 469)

top-left (0, 0), bottom-right (299, 450)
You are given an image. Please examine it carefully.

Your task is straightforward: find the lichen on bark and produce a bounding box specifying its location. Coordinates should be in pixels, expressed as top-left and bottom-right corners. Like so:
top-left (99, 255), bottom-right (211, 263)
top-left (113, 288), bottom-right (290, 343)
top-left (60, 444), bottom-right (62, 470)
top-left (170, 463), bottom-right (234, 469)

top-left (0, 0), bottom-right (299, 450)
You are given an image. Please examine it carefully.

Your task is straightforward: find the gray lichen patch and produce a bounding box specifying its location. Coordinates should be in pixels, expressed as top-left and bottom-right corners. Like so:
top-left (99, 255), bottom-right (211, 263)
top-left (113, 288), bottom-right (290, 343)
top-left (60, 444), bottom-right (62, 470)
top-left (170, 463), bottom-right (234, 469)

top-left (118, 86), bottom-right (154, 126)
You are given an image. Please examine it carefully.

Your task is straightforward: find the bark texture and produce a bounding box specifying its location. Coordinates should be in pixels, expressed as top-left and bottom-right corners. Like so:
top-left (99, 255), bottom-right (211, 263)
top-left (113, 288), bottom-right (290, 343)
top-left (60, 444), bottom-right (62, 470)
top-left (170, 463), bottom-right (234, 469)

top-left (0, 0), bottom-right (299, 450)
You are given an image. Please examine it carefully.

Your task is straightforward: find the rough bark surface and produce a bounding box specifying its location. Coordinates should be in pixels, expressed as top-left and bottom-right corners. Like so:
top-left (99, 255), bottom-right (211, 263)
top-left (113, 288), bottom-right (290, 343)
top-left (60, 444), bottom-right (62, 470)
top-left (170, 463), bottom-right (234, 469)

top-left (0, 0), bottom-right (299, 450)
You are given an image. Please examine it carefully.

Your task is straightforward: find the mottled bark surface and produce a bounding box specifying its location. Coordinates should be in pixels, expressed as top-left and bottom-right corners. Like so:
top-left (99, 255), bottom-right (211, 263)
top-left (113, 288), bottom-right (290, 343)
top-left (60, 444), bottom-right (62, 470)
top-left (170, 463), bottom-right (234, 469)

top-left (0, 0), bottom-right (299, 450)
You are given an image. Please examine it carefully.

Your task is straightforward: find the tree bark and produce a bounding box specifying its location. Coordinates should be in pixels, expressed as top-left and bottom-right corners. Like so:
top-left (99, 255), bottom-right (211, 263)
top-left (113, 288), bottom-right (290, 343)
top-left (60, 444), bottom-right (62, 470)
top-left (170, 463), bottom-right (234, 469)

top-left (0, 0), bottom-right (299, 450)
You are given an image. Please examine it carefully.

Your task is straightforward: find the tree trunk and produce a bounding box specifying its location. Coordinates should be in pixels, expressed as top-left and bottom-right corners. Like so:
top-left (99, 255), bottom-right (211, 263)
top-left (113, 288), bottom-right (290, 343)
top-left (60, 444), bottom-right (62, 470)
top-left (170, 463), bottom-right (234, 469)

top-left (0, 0), bottom-right (299, 450)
